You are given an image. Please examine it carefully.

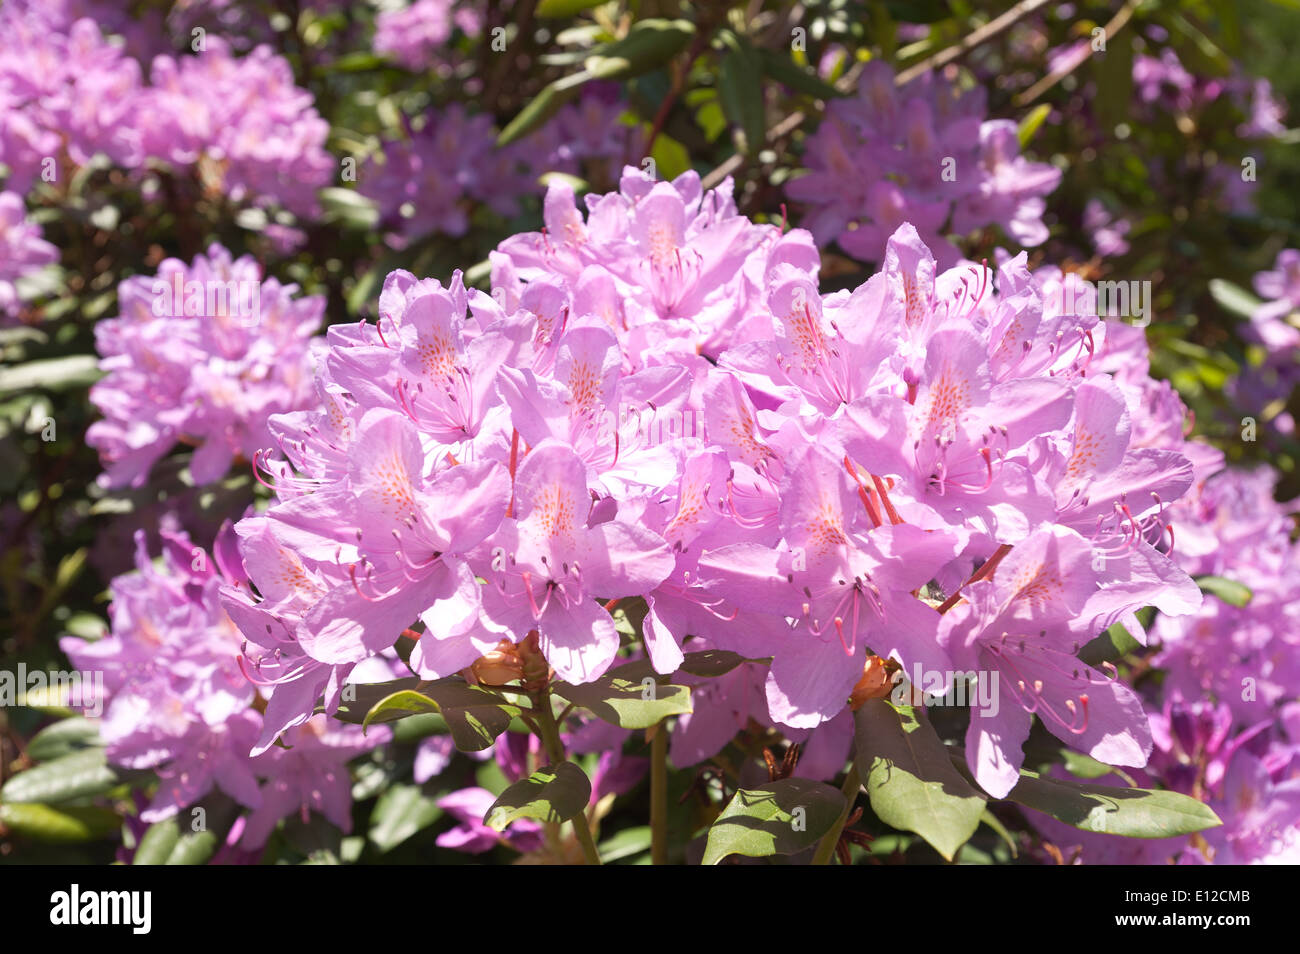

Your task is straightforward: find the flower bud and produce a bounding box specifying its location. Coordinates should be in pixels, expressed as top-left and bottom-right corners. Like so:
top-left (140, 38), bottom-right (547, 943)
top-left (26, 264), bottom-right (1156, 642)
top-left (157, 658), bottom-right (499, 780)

top-left (471, 640), bottom-right (524, 686)
top-left (849, 654), bottom-right (899, 710)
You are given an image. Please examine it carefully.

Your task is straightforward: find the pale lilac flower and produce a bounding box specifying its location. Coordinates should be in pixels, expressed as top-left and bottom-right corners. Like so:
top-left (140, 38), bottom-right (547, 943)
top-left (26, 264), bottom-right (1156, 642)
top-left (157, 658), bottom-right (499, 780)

top-left (87, 243), bottom-right (323, 488)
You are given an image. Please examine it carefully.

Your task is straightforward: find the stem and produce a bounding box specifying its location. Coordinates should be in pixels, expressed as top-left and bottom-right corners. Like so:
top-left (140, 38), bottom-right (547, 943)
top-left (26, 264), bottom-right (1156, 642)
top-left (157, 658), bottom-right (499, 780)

top-left (650, 723), bottom-right (668, 865)
top-left (896, 0), bottom-right (1053, 84)
top-left (936, 543), bottom-right (1013, 614)
top-left (811, 765), bottom-right (860, 866)
top-left (1013, 0), bottom-right (1138, 106)
top-left (533, 688), bottom-right (602, 865)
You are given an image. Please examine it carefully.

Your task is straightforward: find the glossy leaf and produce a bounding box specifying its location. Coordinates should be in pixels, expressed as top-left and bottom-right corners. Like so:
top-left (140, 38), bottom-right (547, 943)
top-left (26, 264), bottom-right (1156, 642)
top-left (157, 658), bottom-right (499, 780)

top-left (552, 662), bottom-right (692, 729)
top-left (0, 802), bottom-right (120, 843)
top-left (1005, 769), bottom-right (1223, 838)
top-left (485, 761), bottom-right (591, 830)
top-left (0, 747), bottom-right (123, 804)
top-left (854, 698), bottom-right (985, 861)
top-left (26, 717), bottom-right (102, 762)
top-left (717, 30), bottom-right (766, 155)
top-left (536, 0), bottom-right (606, 16)
top-left (1196, 574), bottom-right (1253, 607)
top-left (702, 778), bottom-right (846, 865)
top-left (369, 783), bottom-right (443, 853)
top-left (362, 679), bottom-right (519, 753)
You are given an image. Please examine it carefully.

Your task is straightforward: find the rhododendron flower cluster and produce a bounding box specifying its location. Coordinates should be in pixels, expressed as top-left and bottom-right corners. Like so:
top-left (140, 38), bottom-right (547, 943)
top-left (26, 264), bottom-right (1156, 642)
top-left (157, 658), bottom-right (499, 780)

top-left (141, 39), bottom-right (335, 216)
top-left (223, 167), bottom-right (1209, 802)
top-left (787, 61), bottom-right (1061, 266)
top-left (0, 6), bottom-right (146, 190)
top-left (362, 90), bottom-right (638, 244)
top-left (373, 0), bottom-right (485, 73)
top-left (0, 6), bottom-right (332, 215)
top-left (87, 244), bottom-right (323, 488)
top-left (362, 104), bottom-right (538, 242)
top-left (59, 521), bottom-right (386, 851)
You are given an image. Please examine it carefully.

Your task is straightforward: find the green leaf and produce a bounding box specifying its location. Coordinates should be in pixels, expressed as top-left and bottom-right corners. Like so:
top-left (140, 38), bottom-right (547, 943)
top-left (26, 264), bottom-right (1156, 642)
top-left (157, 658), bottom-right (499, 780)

top-left (1196, 575), bottom-right (1253, 608)
top-left (0, 355), bottom-right (101, 394)
top-left (649, 131), bottom-right (691, 182)
top-left (319, 188), bottom-right (379, 230)
top-left (882, 0), bottom-right (950, 22)
top-left (615, 648), bottom-right (756, 682)
top-left (0, 747), bottom-right (122, 804)
top-left (677, 649), bottom-right (756, 678)
top-left (368, 783), bottom-right (443, 853)
top-left (331, 676), bottom-right (421, 723)
top-left (1078, 620), bottom-right (1141, 667)
top-left (1093, 28), bottom-right (1134, 128)
top-left (536, 0), bottom-right (606, 16)
top-left (702, 778), bottom-right (846, 865)
top-left (1017, 103), bottom-right (1052, 148)
top-left (485, 761), bottom-right (591, 830)
top-left (0, 802), bottom-right (120, 843)
top-left (757, 48), bottom-right (842, 100)
top-left (165, 828), bottom-right (220, 865)
top-left (597, 825), bottom-right (652, 862)
top-left (1208, 279), bottom-right (1262, 320)
top-left (391, 712), bottom-right (448, 744)
top-left (1005, 769), bottom-right (1222, 837)
top-left (980, 809), bottom-right (1018, 859)
top-left (552, 662), bottom-right (692, 729)
top-left (1060, 749), bottom-right (1128, 781)
top-left (26, 717), bottom-right (102, 762)
top-left (582, 19), bottom-right (695, 80)
top-left (133, 818), bottom-right (181, 865)
top-left (716, 30), bottom-right (766, 155)
top-left (497, 73), bottom-right (588, 147)
top-left (362, 679), bottom-right (519, 752)
top-left (328, 52), bottom-right (388, 72)
top-left (499, 19), bottom-right (694, 147)
top-left (854, 698), bottom-right (985, 861)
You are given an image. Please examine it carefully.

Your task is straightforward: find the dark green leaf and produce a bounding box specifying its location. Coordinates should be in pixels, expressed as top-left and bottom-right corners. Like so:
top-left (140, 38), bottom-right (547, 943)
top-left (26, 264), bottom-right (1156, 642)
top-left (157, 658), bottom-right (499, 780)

top-left (485, 761), bottom-right (591, 830)
top-left (499, 19), bottom-right (693, 147)
top-left (0, 748), bottom-right (123, 804)
top-left (702, 778), bottom-right (846, 865)
top-left (1078, 621), bottom-right (1141, 667)
top-left (716, 30), bottom-right (766, 155)
top-left (1005, 769), bottom-right (1222, 837)
top-left (583, 19), bottom-right (695, 80)
top-left (369, 783), bottom-right (443, 853)
top-left (26, 717), bottom-right (102, 762)
top-left (1208, 279), bottom-right (1261, 320)
top-left (757, 48), bottom-right (843, 100)
top-left (536, 0), bottom-right (606, 17)
top-left (133, 818), bottom-right (180, 865)
top-left (854, 698), bottom-right (985, 861)
top-left (1196, 575), bottom-right (1253, 607)
top-left (552, 662), bottom-right (692, 729)
top-left (597, 825), bottom-right (652, 862)
top-left (331, 676), bottom-right (421, 724)
top-left (165, 828), bottom-right (220, 865)
top-left (0, 356), bottom-right (101, 394)
top-left (362, 679), bottom-right (519, 752)
top-left (0, 802), bottom-right (120, 843)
